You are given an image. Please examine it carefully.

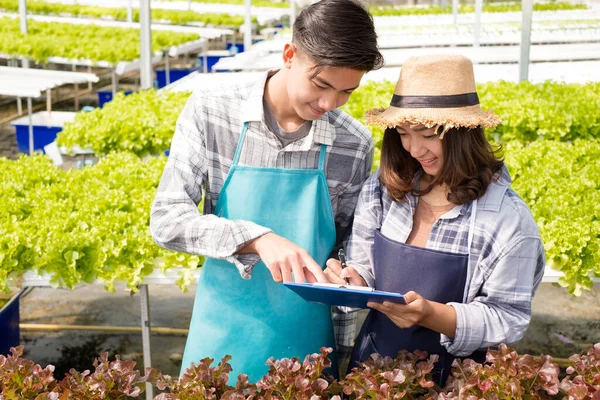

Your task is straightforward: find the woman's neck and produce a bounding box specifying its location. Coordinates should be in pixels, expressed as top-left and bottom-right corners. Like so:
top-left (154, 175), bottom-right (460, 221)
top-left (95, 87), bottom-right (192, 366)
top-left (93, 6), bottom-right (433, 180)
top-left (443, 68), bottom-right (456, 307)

top-left (419, 175), bottom-right (453, 206)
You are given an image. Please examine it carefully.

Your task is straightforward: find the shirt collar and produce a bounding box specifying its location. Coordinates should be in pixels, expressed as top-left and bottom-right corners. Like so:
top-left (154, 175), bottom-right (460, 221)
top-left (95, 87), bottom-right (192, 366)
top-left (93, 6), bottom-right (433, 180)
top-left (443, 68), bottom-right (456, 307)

top-left (240, 70), bottom-right (336, 149)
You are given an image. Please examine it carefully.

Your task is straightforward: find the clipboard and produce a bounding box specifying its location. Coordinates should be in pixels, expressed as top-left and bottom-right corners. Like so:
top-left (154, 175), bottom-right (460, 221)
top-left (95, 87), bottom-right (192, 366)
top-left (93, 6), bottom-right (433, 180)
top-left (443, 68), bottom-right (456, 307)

top-left (284, 282), bottom-right (405, 309)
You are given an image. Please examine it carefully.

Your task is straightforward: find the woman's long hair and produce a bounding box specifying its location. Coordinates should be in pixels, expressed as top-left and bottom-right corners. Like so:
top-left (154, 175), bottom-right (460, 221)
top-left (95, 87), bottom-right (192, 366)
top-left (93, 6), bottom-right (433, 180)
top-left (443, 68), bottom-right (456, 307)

top-left (379, 126), bottom-right (504, 204)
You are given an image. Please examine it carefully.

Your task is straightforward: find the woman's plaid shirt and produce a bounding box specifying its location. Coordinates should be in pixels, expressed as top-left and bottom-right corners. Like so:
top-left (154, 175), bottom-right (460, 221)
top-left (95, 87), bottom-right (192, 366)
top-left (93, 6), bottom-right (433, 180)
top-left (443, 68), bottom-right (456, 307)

top-left (346, 168), bottom-right (546, 356)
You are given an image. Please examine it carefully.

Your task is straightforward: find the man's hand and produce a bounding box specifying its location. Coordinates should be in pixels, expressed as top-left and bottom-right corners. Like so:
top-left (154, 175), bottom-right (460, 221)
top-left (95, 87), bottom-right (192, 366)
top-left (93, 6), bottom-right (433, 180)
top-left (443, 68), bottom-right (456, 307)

top-left (324, 258), bottom-right (367, 286)
top-left (239, 232), bottom-right (327, 283)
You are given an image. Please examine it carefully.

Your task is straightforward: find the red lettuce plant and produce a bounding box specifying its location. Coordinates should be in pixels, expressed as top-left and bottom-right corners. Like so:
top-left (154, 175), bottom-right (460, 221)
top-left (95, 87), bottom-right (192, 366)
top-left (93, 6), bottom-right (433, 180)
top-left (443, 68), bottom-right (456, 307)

top-left (155, 355), bottom-right (256, 400)
top-left (254, 347), bottom-right (339, 400)
top-left (55, 352), bottom-right (156, 399)
top-left (0, 346), bottom-right (57, 399)
top-left (341, 349), bottom-right (439, 399)
top-left (441, 343), bottom-right (560, 400)
top-left (558, 343), bottom-right (600, 399)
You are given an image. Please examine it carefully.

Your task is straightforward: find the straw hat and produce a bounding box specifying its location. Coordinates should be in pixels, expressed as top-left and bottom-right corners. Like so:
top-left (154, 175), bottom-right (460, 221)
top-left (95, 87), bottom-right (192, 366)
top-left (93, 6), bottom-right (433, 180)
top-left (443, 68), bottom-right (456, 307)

top-left (366, 54), bottom-right (501, 137)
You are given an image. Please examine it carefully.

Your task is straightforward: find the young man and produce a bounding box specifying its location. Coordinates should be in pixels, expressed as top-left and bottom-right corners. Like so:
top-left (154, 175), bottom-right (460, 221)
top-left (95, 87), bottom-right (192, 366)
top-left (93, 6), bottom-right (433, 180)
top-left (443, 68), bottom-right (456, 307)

top-left (150, 0), bottom-right (384, 382)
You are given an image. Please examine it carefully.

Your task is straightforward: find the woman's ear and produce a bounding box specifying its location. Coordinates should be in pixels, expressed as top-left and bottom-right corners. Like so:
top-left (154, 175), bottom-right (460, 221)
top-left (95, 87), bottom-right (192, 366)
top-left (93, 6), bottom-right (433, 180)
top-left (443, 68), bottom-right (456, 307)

top-left (282, 43), bottom-right (297, 69)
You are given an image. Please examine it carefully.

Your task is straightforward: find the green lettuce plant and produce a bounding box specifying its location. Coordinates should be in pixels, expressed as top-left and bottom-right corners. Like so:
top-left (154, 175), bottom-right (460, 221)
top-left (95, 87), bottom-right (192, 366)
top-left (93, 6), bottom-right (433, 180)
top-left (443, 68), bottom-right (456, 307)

top-left (0, 153), bottom-right (201, 294)
top-left (0, 17), bottom-right (200, 64)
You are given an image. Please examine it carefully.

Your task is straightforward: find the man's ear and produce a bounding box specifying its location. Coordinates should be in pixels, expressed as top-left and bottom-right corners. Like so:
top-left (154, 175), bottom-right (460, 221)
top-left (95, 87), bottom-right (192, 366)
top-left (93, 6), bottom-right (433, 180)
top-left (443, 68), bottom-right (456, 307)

top-left (282, 43), bottom-right (296, 69)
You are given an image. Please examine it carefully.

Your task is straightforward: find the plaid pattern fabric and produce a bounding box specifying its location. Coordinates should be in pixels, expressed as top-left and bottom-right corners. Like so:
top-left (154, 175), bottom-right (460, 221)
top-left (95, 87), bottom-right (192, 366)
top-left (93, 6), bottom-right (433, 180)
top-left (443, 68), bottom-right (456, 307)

top-left (150, 71), bottom-right (374, 350)
top-left (345, 167), bottom-right (546, 356)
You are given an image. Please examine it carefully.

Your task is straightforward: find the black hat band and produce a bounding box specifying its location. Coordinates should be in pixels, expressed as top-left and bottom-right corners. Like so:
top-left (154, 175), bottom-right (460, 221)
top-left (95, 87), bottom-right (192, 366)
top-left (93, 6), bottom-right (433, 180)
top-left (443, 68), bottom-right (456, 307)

top-left (390, 93), bottom-right (479, 108)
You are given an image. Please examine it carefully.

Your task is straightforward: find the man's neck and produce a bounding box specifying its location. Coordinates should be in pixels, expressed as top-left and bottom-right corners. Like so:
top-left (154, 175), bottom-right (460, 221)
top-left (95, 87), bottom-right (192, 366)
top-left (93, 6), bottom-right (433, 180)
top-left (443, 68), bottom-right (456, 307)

top-left (264, 70), bottom-right (306, 131)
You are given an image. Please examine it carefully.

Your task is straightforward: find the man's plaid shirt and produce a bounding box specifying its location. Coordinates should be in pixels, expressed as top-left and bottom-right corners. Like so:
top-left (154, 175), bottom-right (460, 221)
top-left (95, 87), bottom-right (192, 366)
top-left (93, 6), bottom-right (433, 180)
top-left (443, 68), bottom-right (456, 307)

top-left (150, 71), bottom-right (373, 357)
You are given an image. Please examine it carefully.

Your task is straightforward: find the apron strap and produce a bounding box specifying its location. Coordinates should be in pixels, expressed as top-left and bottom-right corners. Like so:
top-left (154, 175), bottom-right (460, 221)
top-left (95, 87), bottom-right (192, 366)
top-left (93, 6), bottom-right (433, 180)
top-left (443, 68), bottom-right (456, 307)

top-left (463, 198), bottom-right (478, 302)
top-left (232, 122), bottom-right (249, 167)
top-left (318, 144), bottom-right (327, 171)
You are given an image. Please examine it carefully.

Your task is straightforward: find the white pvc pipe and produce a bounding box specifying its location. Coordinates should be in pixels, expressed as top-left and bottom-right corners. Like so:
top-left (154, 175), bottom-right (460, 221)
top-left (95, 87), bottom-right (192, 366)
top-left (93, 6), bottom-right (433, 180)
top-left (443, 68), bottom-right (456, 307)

top-left (244, 0), bottom-right (252, 52)
top-left (139, 0), bottom-right (153, 90)
top-left (127, 0), bottom-right (133, 23)
top-left (27, 97), bottom-right (33, 155)
top-left (140, 285), bottom-right (153, 400)
top-left (165, 53), bottom-right (170, 85)
top-left (18, 0), bottom-right (27, 33)
top-left (473, 0), bottom-right (483, 47)
top-left (452, 0), bottom-right (458, 25)
top-left (290, 0), bottom-right (296, 26)
top-left (520, 0), bottom-right (534, 81)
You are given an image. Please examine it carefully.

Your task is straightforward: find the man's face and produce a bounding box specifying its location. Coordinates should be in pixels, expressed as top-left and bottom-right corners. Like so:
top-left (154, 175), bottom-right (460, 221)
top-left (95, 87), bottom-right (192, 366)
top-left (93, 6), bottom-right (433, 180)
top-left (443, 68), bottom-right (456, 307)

top-left (283, 44), bottom-right (365, 121)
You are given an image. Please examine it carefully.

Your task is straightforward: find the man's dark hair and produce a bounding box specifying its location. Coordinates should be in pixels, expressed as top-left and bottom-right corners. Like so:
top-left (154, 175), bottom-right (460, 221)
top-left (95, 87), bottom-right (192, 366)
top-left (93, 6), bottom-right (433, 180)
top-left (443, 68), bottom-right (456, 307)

top-left (293, 0), bottom-right (384, 76)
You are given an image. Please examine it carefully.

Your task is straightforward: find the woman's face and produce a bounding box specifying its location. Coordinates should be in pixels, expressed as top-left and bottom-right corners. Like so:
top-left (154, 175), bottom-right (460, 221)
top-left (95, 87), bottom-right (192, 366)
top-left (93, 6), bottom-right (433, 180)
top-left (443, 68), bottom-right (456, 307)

top-left (396, 123), bottom-right (444, 177)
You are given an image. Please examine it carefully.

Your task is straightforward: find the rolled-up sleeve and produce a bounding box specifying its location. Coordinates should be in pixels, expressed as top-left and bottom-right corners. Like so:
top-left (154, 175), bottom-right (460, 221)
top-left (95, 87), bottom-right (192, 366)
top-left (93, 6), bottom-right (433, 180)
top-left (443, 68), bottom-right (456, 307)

top-left (441, 235), bottom-right (545, 356)
top-left (150, 92), bottom-right (271, 279)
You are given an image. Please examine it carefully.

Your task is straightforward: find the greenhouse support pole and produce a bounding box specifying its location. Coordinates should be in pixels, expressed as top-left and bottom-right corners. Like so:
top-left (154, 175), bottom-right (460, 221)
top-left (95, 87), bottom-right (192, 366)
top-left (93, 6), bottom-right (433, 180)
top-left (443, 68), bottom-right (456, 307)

top-left (519, 0), bottom-right (533, 82)
top-left (19, 0), bottom-right (30, 69)
top-left (188, 0), bottom-right (191, 11)
top-left (112, 69), bottom-right (117, 97)
top-left (127, 0), bottom-right (133, 23)
top-left (244, 0), bottom-right (252, 52)
top-left (452, 0), bottom-right (458, 25)
top-left (473, 0), bottom-right (482, 47)
top-left (27, 97), bottom-right (33, 155)
top-left (46, 89), bottom-right (51, 113)
top-left (139, 0), bottom-right (153, 90)
top-left (165, 53), bottom-right (170, 85)
top-left (19, 0), bottom-right (27, 33)
top-left (290, 0), bottom-right (296, 26)
top-left (17, 98), bottom-right (22, 115)
top-left (140, 285), bottom-right (153, 400)
top-left (73, 64), bottom-right (79, 111)
top-left (88, 66), bottom-right (93, 91)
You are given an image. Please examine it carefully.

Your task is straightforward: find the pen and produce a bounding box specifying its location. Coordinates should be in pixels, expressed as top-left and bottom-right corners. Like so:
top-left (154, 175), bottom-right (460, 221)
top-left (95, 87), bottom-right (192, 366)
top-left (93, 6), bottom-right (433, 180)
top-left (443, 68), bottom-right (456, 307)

top-left (338, 248), bottom-right (351, 285)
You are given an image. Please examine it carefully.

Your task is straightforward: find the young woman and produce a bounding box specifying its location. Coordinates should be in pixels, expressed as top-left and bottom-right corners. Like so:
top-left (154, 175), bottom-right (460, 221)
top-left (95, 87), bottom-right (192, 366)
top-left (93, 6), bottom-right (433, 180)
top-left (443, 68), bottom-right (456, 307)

top-left (324, 54), bottom-right (546, 385)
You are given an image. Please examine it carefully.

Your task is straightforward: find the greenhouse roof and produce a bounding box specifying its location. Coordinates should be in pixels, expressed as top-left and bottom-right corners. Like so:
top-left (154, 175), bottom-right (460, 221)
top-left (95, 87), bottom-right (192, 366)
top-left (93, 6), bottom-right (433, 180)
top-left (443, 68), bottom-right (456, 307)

top-left (0, 66), bottom-right (99, 98)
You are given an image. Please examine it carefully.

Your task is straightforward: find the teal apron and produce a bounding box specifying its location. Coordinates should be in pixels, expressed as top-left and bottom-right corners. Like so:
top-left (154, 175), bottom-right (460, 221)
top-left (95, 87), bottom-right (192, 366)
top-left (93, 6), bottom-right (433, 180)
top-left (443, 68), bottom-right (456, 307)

top-left (180, 122), bottom-right (338, 382)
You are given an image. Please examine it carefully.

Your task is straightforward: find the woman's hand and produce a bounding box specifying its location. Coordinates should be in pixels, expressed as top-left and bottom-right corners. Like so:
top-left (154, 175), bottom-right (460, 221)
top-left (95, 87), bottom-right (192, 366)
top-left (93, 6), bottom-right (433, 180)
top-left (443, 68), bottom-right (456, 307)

top-left (324, 258), bottom-right (367, 286)
top-left (367, 291), bottom-right (457, 337)
top-left (368, 291), bottom-right (432, 328)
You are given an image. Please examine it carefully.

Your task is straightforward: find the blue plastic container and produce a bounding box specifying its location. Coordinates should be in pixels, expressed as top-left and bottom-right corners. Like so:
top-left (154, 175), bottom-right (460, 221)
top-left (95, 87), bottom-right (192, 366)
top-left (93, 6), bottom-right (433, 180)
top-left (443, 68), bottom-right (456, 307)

top-left (156, 68), bottom-right (197, 88)
top-left (199, 54), bottom-right (231, 73)
top-left (14, 125), bottom-right (62, 154)
top-left (227, 43), bottom-right (244, 54)
top-left (11, 111), bottom-right (77, 154)
top-left (0, 292), bottom-right (22, 356)
top-left (97, 90), bottom-right (133, 108)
